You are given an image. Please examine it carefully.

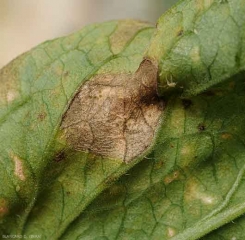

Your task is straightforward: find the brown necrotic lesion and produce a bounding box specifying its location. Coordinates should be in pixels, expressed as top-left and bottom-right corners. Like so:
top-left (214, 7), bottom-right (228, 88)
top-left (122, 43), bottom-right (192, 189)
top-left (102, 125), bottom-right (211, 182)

top-left (61, 59), bottom-right (164, 162)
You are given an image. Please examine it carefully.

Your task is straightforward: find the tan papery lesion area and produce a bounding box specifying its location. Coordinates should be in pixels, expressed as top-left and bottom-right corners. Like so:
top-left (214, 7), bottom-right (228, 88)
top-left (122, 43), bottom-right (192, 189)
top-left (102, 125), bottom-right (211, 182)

top-left (61, 59), bottom-right (164, 162)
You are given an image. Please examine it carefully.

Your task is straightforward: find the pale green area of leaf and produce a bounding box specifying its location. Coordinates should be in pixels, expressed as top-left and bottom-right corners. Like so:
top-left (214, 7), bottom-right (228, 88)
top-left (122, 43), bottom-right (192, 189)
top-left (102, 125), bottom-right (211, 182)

top-left (0, 20), bottom-right (154, 237)
top-left (147, 0), bottom-right (245, 96)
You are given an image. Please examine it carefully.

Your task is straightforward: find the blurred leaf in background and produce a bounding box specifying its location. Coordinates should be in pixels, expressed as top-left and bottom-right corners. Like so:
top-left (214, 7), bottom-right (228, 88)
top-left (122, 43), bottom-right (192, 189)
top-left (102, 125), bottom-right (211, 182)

top-left (0, 0), bottom-right (177, 68)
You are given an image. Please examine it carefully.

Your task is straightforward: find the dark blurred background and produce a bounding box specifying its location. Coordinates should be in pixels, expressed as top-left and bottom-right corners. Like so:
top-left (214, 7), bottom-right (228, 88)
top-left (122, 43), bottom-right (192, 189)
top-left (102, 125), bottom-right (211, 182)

top-left (0, 0), bottom-right (177, 68)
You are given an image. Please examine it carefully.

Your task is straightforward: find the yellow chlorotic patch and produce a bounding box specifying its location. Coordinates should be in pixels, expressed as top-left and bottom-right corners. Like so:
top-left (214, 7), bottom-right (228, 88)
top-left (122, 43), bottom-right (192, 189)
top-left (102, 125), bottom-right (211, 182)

top-left (194, 29), bottom-right (198, 34)
top-left (110, 20), bottom-right (151, 55)
top-left (190, 46), bottom-right (200, 63)
top-left (221, 133), bottom-right (232, 140)
top-left (10, 153), bottom-right (26, 181)
top-left (195, 0), bottom-right (205, 12)
top-left (180, 145), bottom-right (192, 156)
top-left (179, 143), bottom-right (197, 166)
top-left (204, 0), bottom-right (214, 9)
top-left (185, 178), bottom-right (218, 205)
top-left (16, 185), bottom-right (21, 192)
top-left (164, 171), bottom-right (181, 185)
top-left (167, 227), bottom-right (176, 238)
top-left (200, 195), bottom-right (217, 205)
top-left (7, 90), bottom-right (18, 103)
top-left (55, 65), bottom-right (64, 76)
top-left (195, 0), bottom-right (214, 11)
top-left (170, 107), bottom-right (185, 135)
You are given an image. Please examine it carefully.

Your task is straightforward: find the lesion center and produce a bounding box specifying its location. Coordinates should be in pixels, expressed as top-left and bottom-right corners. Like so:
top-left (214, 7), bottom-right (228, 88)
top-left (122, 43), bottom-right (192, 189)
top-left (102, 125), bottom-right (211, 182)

top-left (61, 60), bottom-right (164, 162)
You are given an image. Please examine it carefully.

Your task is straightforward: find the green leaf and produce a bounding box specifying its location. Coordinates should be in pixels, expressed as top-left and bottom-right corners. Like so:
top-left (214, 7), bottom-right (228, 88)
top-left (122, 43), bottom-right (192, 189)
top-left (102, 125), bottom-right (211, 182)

top-left (1, 0), bottom-right (245, 239)
top-left (0, 20), bottom-right (155, 238)
top-left (61, 75), bottom-right (245, 240)
top-left (147, 0), bottom-right (245, 96)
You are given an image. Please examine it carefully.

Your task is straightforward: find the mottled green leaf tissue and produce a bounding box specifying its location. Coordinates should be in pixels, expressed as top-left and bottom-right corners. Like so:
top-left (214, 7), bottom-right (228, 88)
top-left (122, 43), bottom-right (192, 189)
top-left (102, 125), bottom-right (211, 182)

top-left (0, 0), bottom-right (245, 239)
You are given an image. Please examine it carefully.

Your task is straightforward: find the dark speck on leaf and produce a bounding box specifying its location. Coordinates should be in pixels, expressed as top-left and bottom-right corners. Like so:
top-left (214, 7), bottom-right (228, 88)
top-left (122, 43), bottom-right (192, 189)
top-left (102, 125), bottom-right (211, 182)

top-left (203, 90), bottom-right (215, 96)
top-left (37, 112), bottom-right (47, 121)
top-left (54, 151), bottom-right (65, 162)
top-left (182, 99), bottom-right (192, 109)
top-left (198, 123), bottom-right (205, 131)
top-left (177, 30), bottom-right (183, 36)
top-left (235, 53), bottom-right (241, 68)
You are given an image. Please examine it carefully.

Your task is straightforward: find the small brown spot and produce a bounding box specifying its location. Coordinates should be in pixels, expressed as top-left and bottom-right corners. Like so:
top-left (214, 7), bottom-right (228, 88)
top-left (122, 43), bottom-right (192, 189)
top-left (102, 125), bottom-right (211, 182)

top-left (198, 123), bottom-right (205, 131)
top-left (182, 99), bottom-right (192, 109)
top-left (54, 151), bottom-right (66, 162)
top-left (104, 175), bottom-right (118, 185)
top-left (177, 29), bottom-right (183, 36)
top-left (221, 133), bottom-right (232, 139)
top-left (37, 112), bottom-right (47, 121)
top-left (164, 171), bottom-right (180, 185)
top-left (154, 160), bottom-right (164, 170)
